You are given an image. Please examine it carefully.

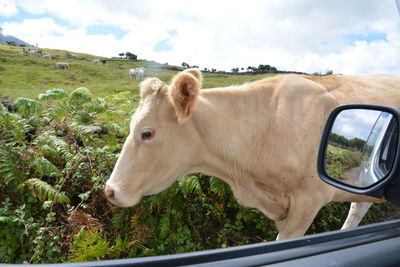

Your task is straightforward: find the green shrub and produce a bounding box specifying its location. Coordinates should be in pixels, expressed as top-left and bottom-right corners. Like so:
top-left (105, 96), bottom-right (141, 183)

top-left (0, 88), bottom-right (393, 263)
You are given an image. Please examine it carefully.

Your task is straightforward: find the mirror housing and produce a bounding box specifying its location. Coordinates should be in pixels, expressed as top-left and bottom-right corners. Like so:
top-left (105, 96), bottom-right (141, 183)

top-left (317, 104), bottom-right (400, 206)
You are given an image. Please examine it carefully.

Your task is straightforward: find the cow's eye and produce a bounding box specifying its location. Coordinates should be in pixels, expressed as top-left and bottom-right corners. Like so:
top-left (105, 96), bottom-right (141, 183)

top-left (141, 129), bottom-right (154, 141)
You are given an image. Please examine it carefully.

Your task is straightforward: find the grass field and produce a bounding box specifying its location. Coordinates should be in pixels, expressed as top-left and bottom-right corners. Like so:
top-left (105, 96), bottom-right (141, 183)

top-left (0, 45), bottom-right (276, 99)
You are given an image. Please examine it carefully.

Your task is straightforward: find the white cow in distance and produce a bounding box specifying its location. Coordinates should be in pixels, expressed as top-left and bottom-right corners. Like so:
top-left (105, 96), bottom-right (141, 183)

top-left (29, 49), bottom-right (42, 57)
top-left (42, 54), bottom-right (52, 60)
top-left (66, 52), bottom-right (77, 59)
top-left (106, 69), bottom-right (400, 240)
top-left (136, 67), bottom-right (145, 80)
top-left (129, 67), bottom-right (145, 80)
top-left (56, 62), bottom-right (69, 70)
top-left (129, 68), bottom-right (136, 79)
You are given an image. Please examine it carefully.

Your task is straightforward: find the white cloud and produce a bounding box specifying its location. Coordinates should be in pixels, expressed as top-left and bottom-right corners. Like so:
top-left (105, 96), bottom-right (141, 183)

top-left (0, 0), bottom-right (18, 17)
top-left (2, 0), bottom-right (400, 74)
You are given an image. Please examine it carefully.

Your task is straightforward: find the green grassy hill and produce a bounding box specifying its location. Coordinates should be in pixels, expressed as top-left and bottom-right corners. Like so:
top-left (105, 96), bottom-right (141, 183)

top-left (0, 45), bottom-right (275, 99)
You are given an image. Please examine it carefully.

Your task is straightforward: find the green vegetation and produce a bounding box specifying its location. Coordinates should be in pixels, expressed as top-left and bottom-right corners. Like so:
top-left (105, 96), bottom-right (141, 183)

top-left (0, 45), bottom-right (275, 99)
top-left (326, 144), bottom-right (365, 179)
top-left (329, 132), bottom-right (366, 151)
top-left (326, 133), bottom-right (366, 179)
top-left (0, 45), bottom-right (397, 263)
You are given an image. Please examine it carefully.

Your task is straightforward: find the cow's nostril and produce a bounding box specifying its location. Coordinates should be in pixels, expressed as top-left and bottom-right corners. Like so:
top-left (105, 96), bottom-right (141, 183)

top-left (105, 186), bottom-right (115, 201)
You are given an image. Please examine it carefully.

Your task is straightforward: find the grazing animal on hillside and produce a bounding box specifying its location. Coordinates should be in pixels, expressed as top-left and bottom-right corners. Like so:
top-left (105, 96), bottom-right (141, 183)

top-left (129, 68), bottom-right (136, 79)
top-left (29, 49), bottom-right (38, 57)
top-left (129, 67), bottom-right (146, 80)
top-left (136, 67), bottom-right (145, 80)
top-left (56, 62), bottom-right (69, 70)
top-left (92, 59), bottom-right (101, 64)
top-left (66, 52), bottom-right (77, 59)
top-left (22, 47), bottom-right (29, 55)
top-left (42, 54), bottom-right (52, 60)
top-left (105, 69), bottom-right (400, 240)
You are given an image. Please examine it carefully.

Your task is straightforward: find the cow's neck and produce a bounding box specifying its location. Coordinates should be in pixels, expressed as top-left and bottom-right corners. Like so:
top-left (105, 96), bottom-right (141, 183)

top-left (190, 82), bottom-right (292, 220)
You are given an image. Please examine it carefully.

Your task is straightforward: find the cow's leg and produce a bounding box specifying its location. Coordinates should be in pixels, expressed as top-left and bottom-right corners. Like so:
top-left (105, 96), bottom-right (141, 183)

top-left (275, 195), bottom-right (325, 240)
top-left (341, 202), bottom-right (372, 229)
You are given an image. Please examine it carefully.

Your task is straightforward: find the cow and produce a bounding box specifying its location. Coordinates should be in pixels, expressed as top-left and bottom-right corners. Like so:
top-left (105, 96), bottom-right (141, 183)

top-left (129, 68), bottom-right (136, 79)
top-left (42, 54), bottom-right (52, 60)
top-left (92, 59), bottom-right (101, 64)
top-left (105, 69), bottom-right (400, 240)
top-left (29, 49), bottom-right (38, 57)
top-left (66, 52), bottom-right (77, 59)
top-left (56, 62), bottom-right (69, 70)
top-left (129, 67), bottom-right (146, 80)
top-left (22, 47), bottom-right (29, 55)
top-left (136, 67), bottom-right (145, 80)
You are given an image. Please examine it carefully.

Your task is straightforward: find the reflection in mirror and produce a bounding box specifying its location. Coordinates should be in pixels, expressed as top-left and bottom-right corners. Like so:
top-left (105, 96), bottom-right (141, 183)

top-left (325, 109), bottom-right (398, 188)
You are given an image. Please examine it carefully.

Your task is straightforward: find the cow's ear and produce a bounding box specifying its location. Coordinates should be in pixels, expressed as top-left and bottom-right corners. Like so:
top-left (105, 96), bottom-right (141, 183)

top-left (140, 78), bottom-right (167, 100)
top-left (184, 68), bottom-right (202, 84)
top-left (169, 69), bottom-right (202, 123)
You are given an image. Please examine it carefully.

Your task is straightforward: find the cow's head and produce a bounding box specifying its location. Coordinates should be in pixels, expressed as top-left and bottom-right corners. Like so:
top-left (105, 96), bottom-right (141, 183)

top-left (105, 69), bottom-right (203, 207)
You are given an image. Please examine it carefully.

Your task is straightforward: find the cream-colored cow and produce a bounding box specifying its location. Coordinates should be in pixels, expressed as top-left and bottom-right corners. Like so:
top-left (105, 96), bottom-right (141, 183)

top-left (105, 69), bottom-right (400, 240)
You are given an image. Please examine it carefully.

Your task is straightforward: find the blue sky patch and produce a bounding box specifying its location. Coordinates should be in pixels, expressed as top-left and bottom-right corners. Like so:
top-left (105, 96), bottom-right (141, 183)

top-left (86, 24), bottom-right (128, 40)
top-left (168, 29), bottom-right (178, 36)
top-left (154, 38), bottom-right (173, 52)
top-left (0, 9), bottom-right (69, 28)
top-left (346, 32), bottom-right (387, 44)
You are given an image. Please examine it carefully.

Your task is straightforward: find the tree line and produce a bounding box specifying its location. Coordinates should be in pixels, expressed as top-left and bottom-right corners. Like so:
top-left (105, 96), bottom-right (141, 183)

top-left (329, 132), bottom-right (366, 151)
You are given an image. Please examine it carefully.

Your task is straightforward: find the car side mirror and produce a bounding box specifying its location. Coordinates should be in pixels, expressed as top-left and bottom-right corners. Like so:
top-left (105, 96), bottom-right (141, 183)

top-left (317, 104), bottom-right (400, 206)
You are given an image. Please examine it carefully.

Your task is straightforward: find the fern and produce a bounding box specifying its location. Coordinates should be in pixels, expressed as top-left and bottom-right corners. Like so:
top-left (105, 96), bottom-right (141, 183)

top-left (37, 88), bottom-right (69, 101)
top-left (0, 147), bottom-right (26, 185)
top-left (159, 215), bottom-right (170, 239)
top-left (68, 228), bottom-right (111, 262)
top-left (69, 87), bottom-right (93, 106)
top-left (34, 134), bottom-right (75, 161)
top-left (209, 176), bottom-right (230, 197)
top-left (0, 105), bottom-right (26, 141)
top-left (84, 98), bottom-right (107, 114)
top-left (32, 157), bottom-right (60, 178)
top-left (26, 178), bottom-right (70, 203)
top-left (177, 174), bottom-right (203, 197)
top-left (46, 99), bottom-right (71, 122)
top-left (13, 98), bottom-right (42, 116)
top-left (71, 123), bottom-right (102, 136)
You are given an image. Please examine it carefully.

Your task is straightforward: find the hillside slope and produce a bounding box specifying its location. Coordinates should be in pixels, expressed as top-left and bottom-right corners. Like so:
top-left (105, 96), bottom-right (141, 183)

top-left (0, 45), bottom-right (275, 99)
top-left (0, 33), bottom-right (32, 47)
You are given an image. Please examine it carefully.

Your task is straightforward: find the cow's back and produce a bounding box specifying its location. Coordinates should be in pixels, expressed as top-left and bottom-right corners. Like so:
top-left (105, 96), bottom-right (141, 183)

top-left (304, 74), bottom-right (400, 106)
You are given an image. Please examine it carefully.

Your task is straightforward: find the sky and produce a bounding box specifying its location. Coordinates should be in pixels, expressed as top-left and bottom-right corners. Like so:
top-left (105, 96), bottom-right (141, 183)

top-left (1, 0), bottom-right (400, 74)
top-left (331, 109), bottom-right (390, 141)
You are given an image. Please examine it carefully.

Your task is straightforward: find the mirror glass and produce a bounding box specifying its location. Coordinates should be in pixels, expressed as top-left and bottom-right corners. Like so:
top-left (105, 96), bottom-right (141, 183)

top-left (325, 109), bottom-right (398, 188)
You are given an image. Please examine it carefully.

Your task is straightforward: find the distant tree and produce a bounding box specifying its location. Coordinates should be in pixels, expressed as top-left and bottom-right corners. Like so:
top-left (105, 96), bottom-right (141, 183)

top-left (348, 138), bottom-right (366, 151)
top-left (325, 70), bottom-right (333, 75)
top-left (125, 52), bottom-right (137, 60)
top-left (241, 67), bottom-right (244, 71)
top-left (247, 66), bottom-right (257, 72)
top-left (231, 68), bottom-right (239, 73)
top-left (6, 41), bottom-right (16, 46)
top-left (192, 65), bottom-right (199, 69)
top-left (211, 68), bottom-right (217, 73)
top-left (203, 68), bottom-right (208, 72)
top-left (181, 62), bottom-right (189, 68)
top-left (119, 53), bottom-right (125, 58)
top-left (329, 132), bottom-right (349, 147)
